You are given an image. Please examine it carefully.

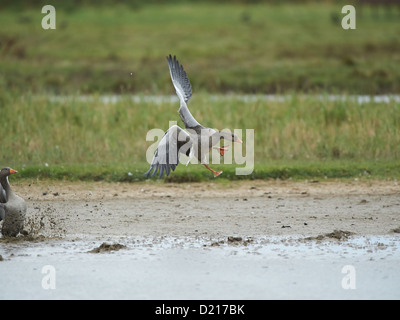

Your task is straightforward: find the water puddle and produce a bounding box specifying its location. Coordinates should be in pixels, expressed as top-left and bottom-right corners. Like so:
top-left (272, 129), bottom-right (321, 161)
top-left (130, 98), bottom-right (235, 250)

top-left (1, 234), bottom-right (399, 299)
top-left (1, 234), bottom-right (399, 262)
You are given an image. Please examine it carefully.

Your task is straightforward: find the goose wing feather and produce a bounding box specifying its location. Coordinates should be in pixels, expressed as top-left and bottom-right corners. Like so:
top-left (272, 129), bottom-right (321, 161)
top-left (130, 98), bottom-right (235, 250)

top-left (145, 125), bottom-right (192, 178)
top-left (167, 55), bottom-right (202, 129)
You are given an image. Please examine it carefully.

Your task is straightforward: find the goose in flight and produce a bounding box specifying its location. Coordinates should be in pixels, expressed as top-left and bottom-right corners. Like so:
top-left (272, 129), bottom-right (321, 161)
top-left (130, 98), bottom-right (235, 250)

top-left (0, 167), bottom-right (27, 237)
top-left (145, 55), bottom-right (242, 178)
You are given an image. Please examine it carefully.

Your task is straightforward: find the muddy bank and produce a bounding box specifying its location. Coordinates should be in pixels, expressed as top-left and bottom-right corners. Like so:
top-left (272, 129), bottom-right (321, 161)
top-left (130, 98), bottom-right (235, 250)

top-left (12, 179), bottom-right (400, 202)
top-left (6, 180), bottom-right (398, 240)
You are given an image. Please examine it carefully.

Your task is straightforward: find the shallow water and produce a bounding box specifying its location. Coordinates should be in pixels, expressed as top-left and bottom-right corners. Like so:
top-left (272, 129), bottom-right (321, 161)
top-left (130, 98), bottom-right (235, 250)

top-left (1, 235), bottom-right (399, 299)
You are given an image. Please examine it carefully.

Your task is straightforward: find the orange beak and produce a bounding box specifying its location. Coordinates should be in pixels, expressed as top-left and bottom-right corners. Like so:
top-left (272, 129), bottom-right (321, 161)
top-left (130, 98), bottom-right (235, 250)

top-left (10, 168), bottom-right (18, 174)
top-left (236, 138), bottom-right (243, 143)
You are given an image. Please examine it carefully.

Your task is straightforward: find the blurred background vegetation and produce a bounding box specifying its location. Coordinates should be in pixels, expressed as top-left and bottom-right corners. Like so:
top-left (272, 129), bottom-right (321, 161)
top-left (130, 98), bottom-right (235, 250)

top-left (1, 0), bottom-right (399, 94)
top-left (0, 0), bottom-right (399, 181)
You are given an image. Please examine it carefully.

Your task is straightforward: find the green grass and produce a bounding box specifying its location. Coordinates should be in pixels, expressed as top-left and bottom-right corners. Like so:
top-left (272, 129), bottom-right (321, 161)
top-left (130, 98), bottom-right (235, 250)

top-left (1, 2), bottom-right (399, 94)
top-left (1, 93), bottom-right (399, 181)
top-left (9, 161), bottom-right (400, 183)
top-left (1, 2), bottom-right (399, 182)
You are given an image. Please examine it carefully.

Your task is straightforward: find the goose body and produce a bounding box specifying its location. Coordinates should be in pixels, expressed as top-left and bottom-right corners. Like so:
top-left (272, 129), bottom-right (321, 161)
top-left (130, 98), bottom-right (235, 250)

top-left (145, 55), bottom-right (242, 178)
top-left (0, 168), bottom-right (27, 237)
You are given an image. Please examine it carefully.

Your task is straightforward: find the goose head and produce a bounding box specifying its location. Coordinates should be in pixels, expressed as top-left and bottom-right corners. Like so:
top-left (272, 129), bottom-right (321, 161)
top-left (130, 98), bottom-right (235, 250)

top-left (219, 131), bottom-right (243, 144)
top-left (0, 167), bottom-right (18, 178)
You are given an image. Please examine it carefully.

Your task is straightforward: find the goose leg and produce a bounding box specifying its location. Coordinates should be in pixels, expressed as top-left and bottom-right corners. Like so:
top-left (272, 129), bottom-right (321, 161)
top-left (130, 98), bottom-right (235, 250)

top-left (203, 164), bottom-right (223, 178)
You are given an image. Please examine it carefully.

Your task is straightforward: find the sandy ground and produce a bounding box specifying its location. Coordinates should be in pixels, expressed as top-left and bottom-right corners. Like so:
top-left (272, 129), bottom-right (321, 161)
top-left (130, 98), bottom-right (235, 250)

top-left (0, 179), bottom-right (399, 300)
top-left (14, 179), bottom-right (400, 238)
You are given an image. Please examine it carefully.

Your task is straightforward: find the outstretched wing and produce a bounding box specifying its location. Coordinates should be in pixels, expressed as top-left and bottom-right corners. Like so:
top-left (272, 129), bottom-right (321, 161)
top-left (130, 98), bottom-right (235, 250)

top-left (167, 55), bottom-right (202, 129)
top-left (145, 125), bottom-right (192, 178)
top-left (0, 183), bottom-right (6, 203)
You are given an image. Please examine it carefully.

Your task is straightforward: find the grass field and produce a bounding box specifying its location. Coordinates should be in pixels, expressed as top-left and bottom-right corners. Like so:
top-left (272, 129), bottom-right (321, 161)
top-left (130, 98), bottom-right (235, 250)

top-left (1, 1), bottom-right (399, 182)
top-left (1, 1), bottom-right (399, 94)
top-left (1, 93), bottom-right (399, 181)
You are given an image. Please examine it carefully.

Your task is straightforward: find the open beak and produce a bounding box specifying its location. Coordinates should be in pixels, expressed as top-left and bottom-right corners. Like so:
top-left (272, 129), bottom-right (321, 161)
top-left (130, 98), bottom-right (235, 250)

top-left (10, 168), bottom-right (18, 174)
top-left (235, 138), bottom-right (243, 143)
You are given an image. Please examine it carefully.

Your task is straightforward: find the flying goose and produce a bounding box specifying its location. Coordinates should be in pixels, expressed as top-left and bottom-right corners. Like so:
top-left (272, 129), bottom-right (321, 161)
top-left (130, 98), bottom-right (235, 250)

top-left (0, 167), bottom-right (27, 237)
top-left (145, 55), bottom-right (242, 178)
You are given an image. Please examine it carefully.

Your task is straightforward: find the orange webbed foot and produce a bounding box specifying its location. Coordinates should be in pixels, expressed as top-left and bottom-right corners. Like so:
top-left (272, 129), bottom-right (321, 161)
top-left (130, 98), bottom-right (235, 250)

top-left (214, 146), bottom-right (229, 156)
top-left (204, 164), bottom-right (223, 178)
top-left (213, 170), bottom-right (223, 178)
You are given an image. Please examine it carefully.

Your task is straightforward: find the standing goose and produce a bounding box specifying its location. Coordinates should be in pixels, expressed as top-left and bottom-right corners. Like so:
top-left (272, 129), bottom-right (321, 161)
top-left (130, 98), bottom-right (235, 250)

top-left (0, 167), bottom-right (27, 237)
top-left (145, 55), bottom-right (242, 178)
